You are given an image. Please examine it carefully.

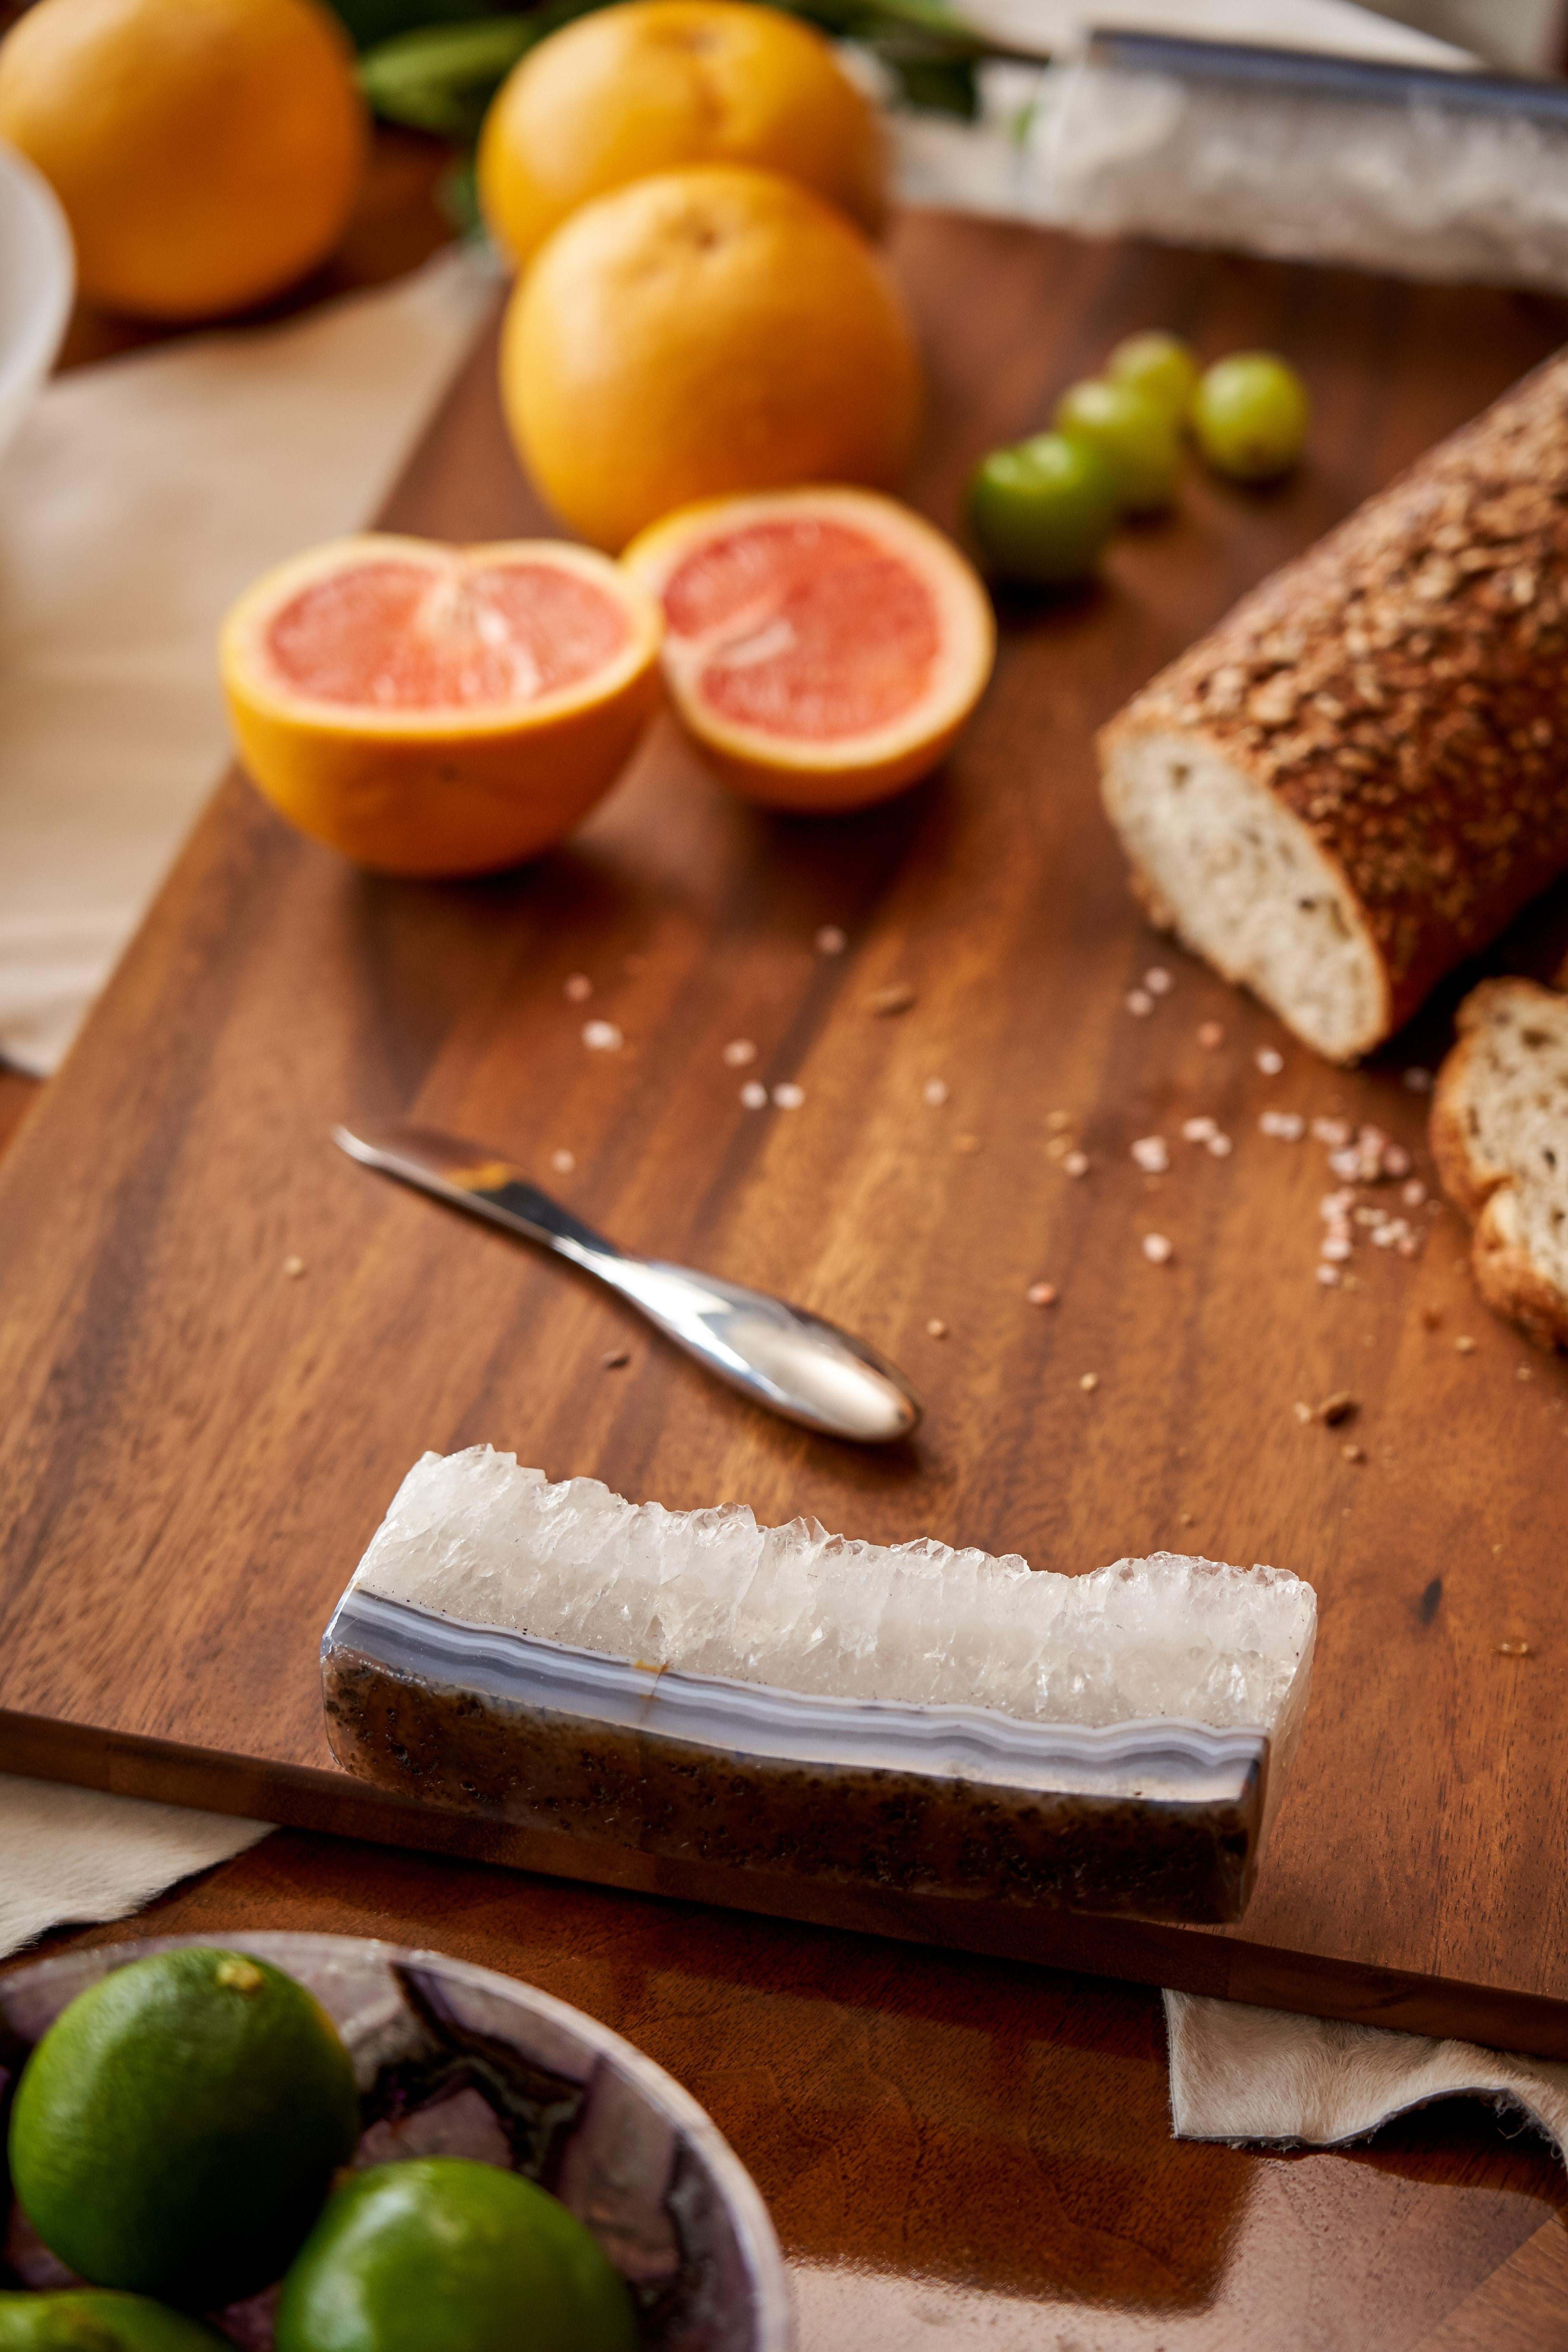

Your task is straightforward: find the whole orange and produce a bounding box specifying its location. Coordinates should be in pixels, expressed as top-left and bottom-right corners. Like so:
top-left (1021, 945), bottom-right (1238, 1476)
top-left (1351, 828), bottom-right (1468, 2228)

top-left (477, 0), bottom-right (885, 268)
top-left (500, 164), bottom-right (923, 553)
top-left (0, 0), bottom-right (367, 320)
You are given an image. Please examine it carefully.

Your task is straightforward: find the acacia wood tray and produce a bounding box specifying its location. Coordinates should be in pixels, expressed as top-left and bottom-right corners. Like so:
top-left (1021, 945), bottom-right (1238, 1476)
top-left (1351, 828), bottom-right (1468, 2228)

top-left (5, 212), bottom-right (1568, 2053)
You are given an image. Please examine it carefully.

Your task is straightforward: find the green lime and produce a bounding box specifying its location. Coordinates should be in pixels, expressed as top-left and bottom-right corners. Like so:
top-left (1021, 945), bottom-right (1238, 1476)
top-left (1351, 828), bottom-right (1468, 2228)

top-left (1106, 329), bottom-right (1200, 422)
top-left (8, 1949), bottom-right (360, 2310)
top-left (1191, 351), bottom-right (1311, 480)
top-left (0, 2292), bottom-right (229, 2351)
top-left (274, 2158), bottom-right (638, 2352)
top-left (1053, 377), bottom-right (1181, 512)
top-left (968, 432), bottom-right (1118, 586)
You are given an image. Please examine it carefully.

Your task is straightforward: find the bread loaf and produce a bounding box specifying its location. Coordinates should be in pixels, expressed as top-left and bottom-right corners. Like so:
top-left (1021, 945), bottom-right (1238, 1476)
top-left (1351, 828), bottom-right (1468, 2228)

top-left (1098, 353), bottom-right (1568, 1062)
top-left (1431, 978), bottom-right (1568, 1349)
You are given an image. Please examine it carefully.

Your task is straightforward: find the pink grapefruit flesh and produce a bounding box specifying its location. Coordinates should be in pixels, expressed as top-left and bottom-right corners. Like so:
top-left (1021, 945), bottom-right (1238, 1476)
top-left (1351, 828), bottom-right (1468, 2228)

top-left (624, 488), bottom-right (995, 811)
top-left (263, 557), bottom-right (633, 712)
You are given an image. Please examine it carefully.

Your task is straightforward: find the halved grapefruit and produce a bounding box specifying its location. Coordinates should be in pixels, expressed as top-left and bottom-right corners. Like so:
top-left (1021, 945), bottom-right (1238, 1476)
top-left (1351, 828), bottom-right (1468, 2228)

top-left (220, 534), bottom-right (664, 876)
top-left (622, 487), bottom-right (995, 812)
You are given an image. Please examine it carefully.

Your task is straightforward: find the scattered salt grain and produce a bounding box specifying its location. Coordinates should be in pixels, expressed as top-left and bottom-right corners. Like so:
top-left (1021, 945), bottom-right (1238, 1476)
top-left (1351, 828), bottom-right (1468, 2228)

top-left (1182, 1115), bottom-right (1217, 1143)
top-left (1026, 1280), bottom-right (1058, 1307)
top-left (1341, 1443), bottom-right (1366, 1465)
top-left (1329, 1148), bottom-right (1362, 1182)
top-left (583, 1019), bottom-right (623, 1052)
top-left (1079, 1371), bottom-right (1099, 1392)
top-left (1311, 1117), bottom-right (1351, 1148)
top-left (723, 1038), bottom-right (758, 1067)
top-left (1206, 1132), bottom-right (1233, 1158)
top-left (740, 1081), bottom-right (768, 1109)
top-left (1259, 1111), bottom-right (1305, 1141)
top-left (1320, 1190), bottom-right (1353, 1220)
top-left (1063, 1150), bottom-right (1090, 1177)
top-left (1197, 1021), bottom-right (1224, 1048)
top-left (926, 1318), bottom-right (948, 1339)
top-left (1256, 1047), bottom-right (1284, 1075)
top-left (1320, 1235), bottom-right (1352, 1262)
top-left (772, 1082), bottom-right (805, 1110)
top-left (1456, 1335), bottom-right (1477, 1354)
top-left (1131, 1136), bottom-right (1169, 1173)
top-left (550, 1149), bottom-right (576, 1175)
top-left (1142, 1232), bottom-right (1174, 1265)
top-left (1126, 989), bottom-right (1154, 1017)
top-left (564, 973), bottom-right (592, 1003)
top-left (1382, 1144), bottom-right (1412, 1179)
top-left (1144, 966), bottom-right (1173, 995)
top-left (924, 1078), bottom-right (949, 1107)
top-left (814, 925), bottom-right (847, 956)
top-left (282, 1255), bottom-right (306, 1279)
top-left (1402, 1179), bottom-right (1427, 1208)
top-left (1404, 1068), bottom-right (1433, 1093)
top-left (1518, 1364), bottom-right (1535, 1381)
top-left (1316, 1263), bottom-right (1341, 1286)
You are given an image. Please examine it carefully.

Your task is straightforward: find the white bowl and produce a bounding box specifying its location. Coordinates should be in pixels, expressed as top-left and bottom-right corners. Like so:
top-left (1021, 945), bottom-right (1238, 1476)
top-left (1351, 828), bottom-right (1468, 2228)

top-left (0, 138), bottom-right (73, 462)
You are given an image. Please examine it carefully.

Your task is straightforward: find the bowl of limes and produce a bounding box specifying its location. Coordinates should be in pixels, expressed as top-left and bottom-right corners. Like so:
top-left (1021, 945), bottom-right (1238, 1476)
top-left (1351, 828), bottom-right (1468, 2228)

top-left (0, 1933), bottom-right (792, 2350)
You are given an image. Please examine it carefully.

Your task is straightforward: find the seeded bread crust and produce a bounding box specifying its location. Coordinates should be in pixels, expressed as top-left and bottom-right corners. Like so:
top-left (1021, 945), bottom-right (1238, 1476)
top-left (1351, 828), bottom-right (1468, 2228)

top-left (1431, 978), bottom-right (1568, 1350)
top-left (1098, 349), bottom-right (1568, 1062)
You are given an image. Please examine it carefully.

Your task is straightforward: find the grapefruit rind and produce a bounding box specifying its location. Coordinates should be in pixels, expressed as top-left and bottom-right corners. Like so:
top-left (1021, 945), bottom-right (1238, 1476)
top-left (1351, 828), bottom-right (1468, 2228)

top-left (219, 534), bottom-right (664, 876)
top-left (623, 487), bottom-right (995, 812)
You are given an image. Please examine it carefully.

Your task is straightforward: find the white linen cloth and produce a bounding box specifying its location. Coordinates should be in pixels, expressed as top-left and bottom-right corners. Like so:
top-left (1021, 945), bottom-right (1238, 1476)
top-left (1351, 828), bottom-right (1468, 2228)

top-left (0, 1773), bottom-right (269, 1961)
top-left (1165, 1989), bottom-right (1568, 2162)
top-left (0, 241), bottom-right (496, 1077)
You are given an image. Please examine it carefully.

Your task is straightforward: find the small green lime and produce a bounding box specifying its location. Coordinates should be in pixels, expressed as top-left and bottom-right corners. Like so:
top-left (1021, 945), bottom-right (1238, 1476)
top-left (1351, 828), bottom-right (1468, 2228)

top-left (0, 2291), bottom-right (229, 2352)
top-left (1053, 377), bottom-right (1181, 511)
top-left (1191, 351), bottom-right (1311, 480)
top-left (8, 1949), bottom-right (360, 2309)
top-left (274, 2158), bottom-right (638, 2352)
top-left (968, 432), bottom-right (1118, 586)
top-left (1106, 329), bottom-right (1200, 422)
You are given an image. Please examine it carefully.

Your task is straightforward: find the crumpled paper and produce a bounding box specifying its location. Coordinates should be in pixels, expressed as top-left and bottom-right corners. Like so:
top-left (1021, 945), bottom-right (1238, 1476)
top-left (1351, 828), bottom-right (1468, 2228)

top-left (1165, 1989), bottom-right (1568, 2162)
top-left (0, 1773), bottom-right (269, 1961)
top-left (0, 241), bottom-right (497, 1077)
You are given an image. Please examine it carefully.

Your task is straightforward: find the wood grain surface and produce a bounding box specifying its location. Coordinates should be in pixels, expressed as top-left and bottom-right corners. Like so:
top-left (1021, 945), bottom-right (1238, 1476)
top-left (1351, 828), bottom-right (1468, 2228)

top-left (5, 213), bottom-right (1568, 2051)
top-left (12, 1832), bottom-right (1568, 2351)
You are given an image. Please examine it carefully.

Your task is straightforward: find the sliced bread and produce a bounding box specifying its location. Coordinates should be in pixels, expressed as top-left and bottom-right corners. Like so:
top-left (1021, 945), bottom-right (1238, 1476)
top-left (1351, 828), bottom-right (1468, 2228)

top-left (1098, 350), bottom-right (1568, 1063)
top-left (1431, 978), bottom-right (1568, 1348)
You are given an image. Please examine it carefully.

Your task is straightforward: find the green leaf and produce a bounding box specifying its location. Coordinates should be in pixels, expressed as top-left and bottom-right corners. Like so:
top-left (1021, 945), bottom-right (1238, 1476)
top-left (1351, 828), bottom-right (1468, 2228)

top-left (357, 15), bottom-right (538, 136)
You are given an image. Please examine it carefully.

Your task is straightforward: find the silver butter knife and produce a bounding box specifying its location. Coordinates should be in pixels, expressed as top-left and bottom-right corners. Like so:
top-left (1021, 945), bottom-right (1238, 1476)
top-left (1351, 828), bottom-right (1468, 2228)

top-left (332, 1120), bottom-right (922, 1446)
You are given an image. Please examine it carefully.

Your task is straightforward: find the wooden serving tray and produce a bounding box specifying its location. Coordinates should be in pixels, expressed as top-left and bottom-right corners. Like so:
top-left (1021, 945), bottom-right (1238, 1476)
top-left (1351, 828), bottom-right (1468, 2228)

top-left (5, 213), bottom-right (1568, 2054)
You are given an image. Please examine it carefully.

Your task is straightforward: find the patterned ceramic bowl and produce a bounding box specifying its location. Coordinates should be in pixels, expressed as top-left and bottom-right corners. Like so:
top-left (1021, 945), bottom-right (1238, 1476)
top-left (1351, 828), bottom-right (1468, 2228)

top-left (0, 1931), bottom-right (793, 2350)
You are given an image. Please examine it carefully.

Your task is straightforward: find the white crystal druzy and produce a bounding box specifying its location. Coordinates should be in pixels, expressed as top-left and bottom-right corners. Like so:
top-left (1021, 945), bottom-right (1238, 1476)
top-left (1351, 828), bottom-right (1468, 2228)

top-left (349, 1448), bottom-right (1315, 1737)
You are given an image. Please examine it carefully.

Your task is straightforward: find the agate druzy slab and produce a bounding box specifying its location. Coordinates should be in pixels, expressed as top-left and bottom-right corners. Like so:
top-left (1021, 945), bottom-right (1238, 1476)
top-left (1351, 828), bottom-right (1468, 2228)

top-left (322, 1448), bottom-right (1316, 1924)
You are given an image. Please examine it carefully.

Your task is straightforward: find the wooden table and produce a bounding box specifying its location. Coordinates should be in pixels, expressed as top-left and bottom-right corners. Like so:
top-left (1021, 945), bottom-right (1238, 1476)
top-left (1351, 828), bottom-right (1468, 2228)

top-left (7, 137), bottom-right (1568, 2352)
